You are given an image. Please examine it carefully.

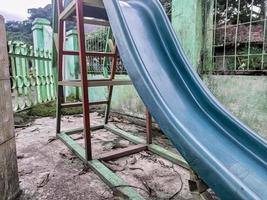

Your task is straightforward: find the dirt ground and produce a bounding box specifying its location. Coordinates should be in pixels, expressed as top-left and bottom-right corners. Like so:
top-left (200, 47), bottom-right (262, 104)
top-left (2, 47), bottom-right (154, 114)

top-left (15, 113), bottom-right (192, 200)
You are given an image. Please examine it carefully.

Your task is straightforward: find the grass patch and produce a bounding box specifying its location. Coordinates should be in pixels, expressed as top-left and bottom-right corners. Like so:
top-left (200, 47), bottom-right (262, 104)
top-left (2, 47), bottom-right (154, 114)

top-left (27, 101), bottom-right (83, 117)
top-left (14, 98), bottom-right (104, 126)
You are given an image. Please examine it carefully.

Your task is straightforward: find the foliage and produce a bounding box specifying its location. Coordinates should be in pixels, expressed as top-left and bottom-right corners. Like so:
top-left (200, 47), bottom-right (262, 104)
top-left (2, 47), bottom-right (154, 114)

top-left (160, 0), bottom-right (172, 19)
top-left (217, 45), bottom-right (267, 70)
top-left (216, 0), bottom-right (265, 25)
top-left (28, 101), bottom-right (83, 117)
top-left (237, 45), bottom-right (266, 70)
top-left (28, 4), bottom-right (52, 22)
top-left (6, 20), bottom-right (33, 43)
top-left (6, 4), bottom-right (52, 44)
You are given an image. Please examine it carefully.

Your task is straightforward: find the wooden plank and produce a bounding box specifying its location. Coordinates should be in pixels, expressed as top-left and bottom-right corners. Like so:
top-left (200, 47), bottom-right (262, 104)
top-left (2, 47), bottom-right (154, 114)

top-left (59, 0), bottom-right (76, 20)
top-left (58, 133), bottom-right (86, 160)
top-left (104, 124), bottom-right (189, 169)
top-left (58, 80), bottom-right (132, 87)
top-left (84, 0), bottom-right (104, 8)
top-left (62, 50), bottom-right (115, 57)
top-left (148, 144), bottom-right (189, 169)
top-left (61, 102), bottom-right (83, 108)
top-left (76, 0), bottom-right (92, 160)
top-left (64, 128), bottom-right (84, 135)
top-left (104, 45), bottom-right (118, 124)
top-left (83, 17), bottom-right (109, 26)
top-left (104, 124), bottom-right (145, 144)
top-left (58, 80), bottom-right (81, 86)
top-left (61, 100), bottom-right (108, 108)
top-left (57, 133), bottom-right (145, 200)
top-left (99, 144), bottom-right (147, 161)
top-left (89, 160), bottom-right (145, 200)
top-left (64, 125), bottom-right (104, 135)
top-left (146, 110), bottom-right (152, 144)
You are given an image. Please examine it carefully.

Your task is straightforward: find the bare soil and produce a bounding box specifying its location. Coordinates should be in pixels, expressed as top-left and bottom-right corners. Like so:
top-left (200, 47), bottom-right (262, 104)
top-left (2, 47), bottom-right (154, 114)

top-left (15, 113), bottom-right (192, 200)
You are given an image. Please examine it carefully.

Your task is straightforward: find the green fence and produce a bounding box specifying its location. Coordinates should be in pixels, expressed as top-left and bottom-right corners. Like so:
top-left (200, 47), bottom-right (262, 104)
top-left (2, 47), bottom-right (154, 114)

top-left (8, 41), bottom-right (55, 111)
top-left (83, 0), bottom-right (173, 76)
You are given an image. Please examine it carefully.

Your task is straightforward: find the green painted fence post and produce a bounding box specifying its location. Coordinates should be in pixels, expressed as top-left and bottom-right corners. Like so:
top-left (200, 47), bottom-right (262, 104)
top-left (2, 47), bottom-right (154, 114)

top-left (32, 18), bottom-right (55, 103)
top-left (171, 0), bottom-right (213, 73)
top-left (65, 30), bottom-right (80, 98)
top-left (202, 0), bottom-right (214, 73)
top-left (20, 43), bottom-right (31, 108)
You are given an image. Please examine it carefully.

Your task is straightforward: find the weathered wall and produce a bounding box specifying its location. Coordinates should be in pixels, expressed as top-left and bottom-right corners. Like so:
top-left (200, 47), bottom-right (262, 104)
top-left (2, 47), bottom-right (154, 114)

top-left (171, 0), bottom-right (214, 71)
top-left (204, 75), bottom-right (267, 140)
top-left (171, 0), bottom-right (203, 70)
top-left (171, 0), bottom-right (267, 140)
top-left (111, 78), bottom-right (145, 118)
top-left (0, 15), bottom-right (20, 200)
top-left (110, 75), bottom-right (267, 140)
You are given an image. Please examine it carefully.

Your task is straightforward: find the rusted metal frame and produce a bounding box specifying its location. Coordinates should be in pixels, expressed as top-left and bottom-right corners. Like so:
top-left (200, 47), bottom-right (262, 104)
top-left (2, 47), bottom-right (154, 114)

top-left (104, 44), bottom-right (118, 124)
top-left (146, 110), bottom-right (152, 144)
top-left (104, 124), bottom-right (190, 169)
top-left (99, 144), bottom-right (147, 161)
top-left (57, 132), bottom-right (145, 199)
top-left (62, 50), bottom-right (115, 57)
top-left (58, 79), bottom-right (132, 87)
top-left (57, 0), bottom-right (64, 13)
top-left (76, 0), bottom-right (92, 161)
top-left (56, 0), bottom-right (65, 134)
top-left (61, 100), bottom-right (108, 108)
top-left (59, 0), bottom-right (76, 20)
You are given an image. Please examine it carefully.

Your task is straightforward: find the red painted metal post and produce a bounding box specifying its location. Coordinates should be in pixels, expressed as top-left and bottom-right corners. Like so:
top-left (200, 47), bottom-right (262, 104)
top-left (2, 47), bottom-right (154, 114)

top-left (57, 0), bottom-right (64, 13)
top-left (76, 0), bottom-right (92, 160)
top-left (146, 110), bottom-right (152, 144)
top-left (104, 44), bottom-right (118, 124)
top-left (56, 0), bottom-right (64, 134)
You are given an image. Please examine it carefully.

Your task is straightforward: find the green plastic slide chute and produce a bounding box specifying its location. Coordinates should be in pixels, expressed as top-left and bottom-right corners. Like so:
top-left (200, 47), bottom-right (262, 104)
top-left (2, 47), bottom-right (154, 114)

top-left (103, 0), bottom-right (267, 199)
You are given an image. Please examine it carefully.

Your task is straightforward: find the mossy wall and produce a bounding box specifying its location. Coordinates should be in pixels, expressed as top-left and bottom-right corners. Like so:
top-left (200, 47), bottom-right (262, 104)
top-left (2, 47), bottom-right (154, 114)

top-left (203, 75), bottom-right (267, 140)
top-left (109, 75), bottom-right (267, 141)
top-left (170, 0), bottom-right (267, 141)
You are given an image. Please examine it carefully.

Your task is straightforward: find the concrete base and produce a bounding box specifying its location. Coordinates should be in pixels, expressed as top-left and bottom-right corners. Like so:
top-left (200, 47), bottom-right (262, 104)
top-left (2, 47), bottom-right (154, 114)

top-left (0, 138), bottom-right (20, 200)
top-left (0, 15), bottom-right (20, 200)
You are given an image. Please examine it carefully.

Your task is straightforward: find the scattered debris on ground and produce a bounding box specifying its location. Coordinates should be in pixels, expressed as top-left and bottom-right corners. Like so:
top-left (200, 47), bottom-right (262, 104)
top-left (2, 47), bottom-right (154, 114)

top-left (16, 113), bottom-right (192, 200)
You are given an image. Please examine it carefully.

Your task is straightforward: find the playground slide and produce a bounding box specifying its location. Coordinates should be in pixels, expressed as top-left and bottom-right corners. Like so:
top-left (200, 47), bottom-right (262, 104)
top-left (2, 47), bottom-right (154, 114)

top-left (103, 0), bottom-right (267, 199)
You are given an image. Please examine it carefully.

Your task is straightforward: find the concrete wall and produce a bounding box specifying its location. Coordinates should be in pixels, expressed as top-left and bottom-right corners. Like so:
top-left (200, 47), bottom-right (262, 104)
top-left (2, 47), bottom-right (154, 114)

top-left (171, 0), bottom-right (203, 70)
top-left (0, 15), bottom-right (20, 200)
top-left (111, 81), bottom-right (145, 118)
top-left (203, 75), bottom-right (267, 140)
top-left (171, 0), bottom-right (267, 140)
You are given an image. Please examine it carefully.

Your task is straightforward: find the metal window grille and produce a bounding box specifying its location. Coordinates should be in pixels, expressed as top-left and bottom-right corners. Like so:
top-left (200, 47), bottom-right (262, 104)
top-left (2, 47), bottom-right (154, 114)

top-left (212, 0), bottom-right (267, 75)
top-left (85, 27), bottom-right (126, 75)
